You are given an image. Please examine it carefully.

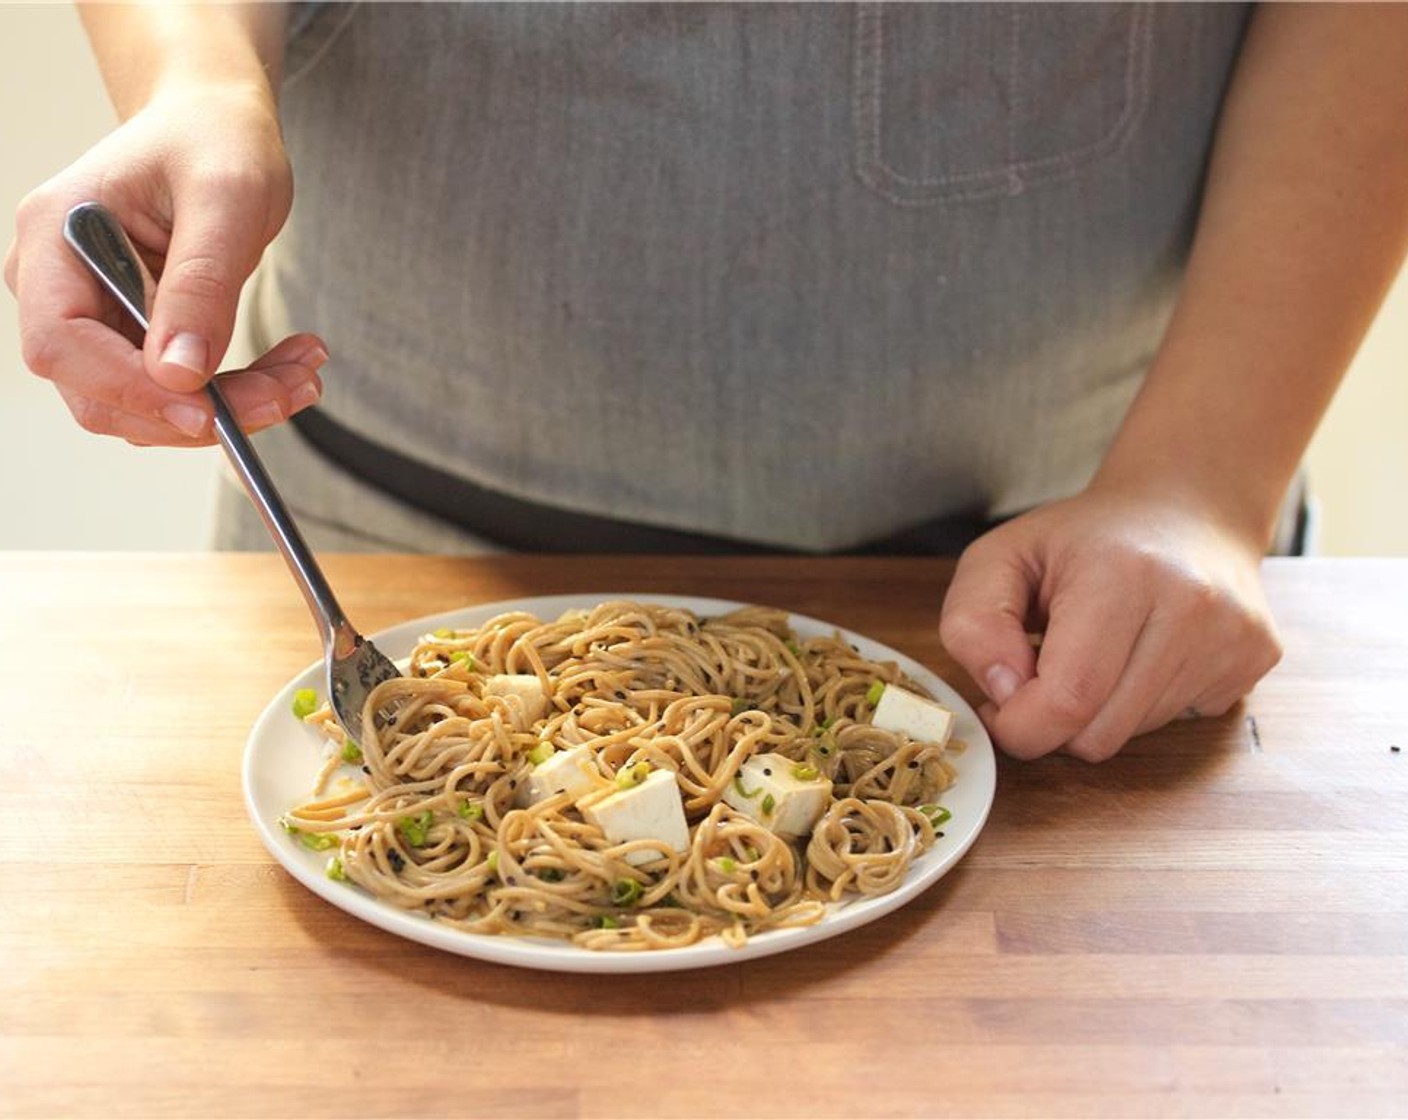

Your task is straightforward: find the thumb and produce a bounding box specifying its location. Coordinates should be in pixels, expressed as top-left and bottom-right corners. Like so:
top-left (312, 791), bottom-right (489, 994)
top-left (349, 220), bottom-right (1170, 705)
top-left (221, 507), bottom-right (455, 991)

top-left (939, 538), bottom-right (1039, 708)
top-left (144, 183), bottom-right (275, 393)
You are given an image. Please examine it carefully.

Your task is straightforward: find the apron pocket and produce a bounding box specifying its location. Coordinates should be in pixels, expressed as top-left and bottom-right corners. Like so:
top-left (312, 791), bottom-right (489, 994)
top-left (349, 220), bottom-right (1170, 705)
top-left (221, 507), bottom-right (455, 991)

top-left (853, 2), bottom-right (1153, 207)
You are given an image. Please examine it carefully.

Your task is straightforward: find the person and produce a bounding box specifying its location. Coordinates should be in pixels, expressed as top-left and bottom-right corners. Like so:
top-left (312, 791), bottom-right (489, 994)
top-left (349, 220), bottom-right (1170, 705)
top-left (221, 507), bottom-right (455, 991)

top-left (8, 3), bottom-right (1408, 763)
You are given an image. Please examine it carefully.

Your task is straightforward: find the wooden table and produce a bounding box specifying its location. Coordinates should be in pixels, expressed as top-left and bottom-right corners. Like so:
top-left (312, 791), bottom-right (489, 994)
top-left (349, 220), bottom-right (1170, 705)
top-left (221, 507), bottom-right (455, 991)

top-left (1, 554), bottom-right (1404, 1118)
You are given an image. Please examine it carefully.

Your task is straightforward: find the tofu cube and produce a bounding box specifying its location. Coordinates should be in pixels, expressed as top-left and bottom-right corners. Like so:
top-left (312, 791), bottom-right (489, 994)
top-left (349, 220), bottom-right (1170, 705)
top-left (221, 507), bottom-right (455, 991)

top-left (871, 684), bottom-right (954, 747)
top-left (580, 769), bottom-right (689, 866)
top-left (482, 673), bottom-right (550, 725)
top-left (723, 752), bottom-right (832, 839)
top-left (517, 744), bottom-right (601, 807)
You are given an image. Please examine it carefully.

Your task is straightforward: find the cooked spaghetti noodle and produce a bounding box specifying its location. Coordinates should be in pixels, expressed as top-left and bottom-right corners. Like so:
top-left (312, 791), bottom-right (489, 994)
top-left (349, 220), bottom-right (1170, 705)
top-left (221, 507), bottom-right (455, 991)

top-left (284, 601), bottom-right (958, 950)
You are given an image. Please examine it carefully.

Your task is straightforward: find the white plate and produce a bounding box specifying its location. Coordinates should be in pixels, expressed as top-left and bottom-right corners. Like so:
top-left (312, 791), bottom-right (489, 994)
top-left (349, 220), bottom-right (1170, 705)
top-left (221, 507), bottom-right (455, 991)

top-left (243, 594), bottom-right (996, 973)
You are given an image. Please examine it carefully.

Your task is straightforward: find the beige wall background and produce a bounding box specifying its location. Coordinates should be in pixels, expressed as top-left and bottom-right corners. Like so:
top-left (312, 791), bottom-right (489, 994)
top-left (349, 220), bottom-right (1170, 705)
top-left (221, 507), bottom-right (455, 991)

top-left (2, 5), bottom-right (1406, 555)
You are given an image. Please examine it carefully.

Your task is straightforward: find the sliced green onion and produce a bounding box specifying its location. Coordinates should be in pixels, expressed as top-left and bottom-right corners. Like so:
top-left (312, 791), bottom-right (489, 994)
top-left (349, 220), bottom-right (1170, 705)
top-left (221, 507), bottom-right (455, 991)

top-left (527, 742), bottom-right (555, 766)
top-left (611, 878), bottom-right (643, 906)
top-left (449, 651), bottom-right (478, 670)
top-left (615, 761), bottom-right (651, 790)
top-left (730, 697), bottom-right (749, 716)
top-left (432, 627), bottom-right (455, 639)
top-left (919, 804), bottom-right (952, 828)
top-left (291, 688), bottom-right (318, 720)
top-left (785, 640), bottom-right (803, 658)
top-left (298, 831), bottom-right (337, 852)
top-left (761, 793), bottom-right (776, 816)
top-left (325, 856), bottom-right (346, 881)
top-left (811, 716), bottom-right (834, 736)
top-left (595, 915), bottom-right (619, 930)
top-left (340, 739), bottom-right (363, 764)
top-left (715, 856), bottom-right (737, 874)
top-left (281, 820), bottom-right (335, 853)
top-left (457, 800), bottom-right (484, 822)
top-left (743, 846), bottom-right (760, 862)
top-left (733, 774), bottom-right (761, 799)
top-left (486, 850), bottom-right (500, 873)
top-left (791, 763), bottom-right (820, 782)
top-left (538, 867), bottom-right (566, 883)
top-left (397, 811), bottom-right (433, 848)
top-left (866, 680), bottom-right (886, 706)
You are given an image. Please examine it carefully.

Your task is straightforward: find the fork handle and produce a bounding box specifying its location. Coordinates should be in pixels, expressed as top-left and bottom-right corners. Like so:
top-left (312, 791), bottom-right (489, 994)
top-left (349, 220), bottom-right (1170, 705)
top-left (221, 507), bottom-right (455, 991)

top-left (63, 202), bottom-right (358, 658)
top-left (204, 380), bottom-right (360, 658)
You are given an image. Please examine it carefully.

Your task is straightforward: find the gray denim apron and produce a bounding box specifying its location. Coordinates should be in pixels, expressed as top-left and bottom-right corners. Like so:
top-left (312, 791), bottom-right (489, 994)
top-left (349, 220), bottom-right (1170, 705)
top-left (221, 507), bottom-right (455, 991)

top-left (218, 2), bottom-right (1265, 554)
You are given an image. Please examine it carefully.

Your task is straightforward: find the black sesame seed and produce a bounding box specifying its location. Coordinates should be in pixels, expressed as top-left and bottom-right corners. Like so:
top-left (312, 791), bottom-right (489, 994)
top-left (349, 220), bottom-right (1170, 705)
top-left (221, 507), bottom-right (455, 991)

top-left (509, 779), bottom-right (518, 789)
top-left (907, 761), bottom-right (920, 770)
top-left (936, 832), bottom-right (945, 838)
top-left (763, 768), bottom-right (772, 776)
top-left (1393, 745), bottom-right (1402, 753)
top-left (387, 850), bottom-right (405, 872)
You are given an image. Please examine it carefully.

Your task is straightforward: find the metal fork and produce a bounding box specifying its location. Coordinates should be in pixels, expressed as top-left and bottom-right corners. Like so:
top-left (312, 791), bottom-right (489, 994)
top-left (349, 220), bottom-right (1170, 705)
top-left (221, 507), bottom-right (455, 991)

top-left (63, 201), bottom-right (400, 744)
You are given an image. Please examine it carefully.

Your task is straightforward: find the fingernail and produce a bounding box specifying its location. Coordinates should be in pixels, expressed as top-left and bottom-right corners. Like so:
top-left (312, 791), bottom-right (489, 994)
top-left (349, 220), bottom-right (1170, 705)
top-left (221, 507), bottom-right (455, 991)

top-left (293, 340), bottom-right (329, 369)
top-left (162, 403), bottom-right (208, 438)
top-left (247, 402), bottom-right (284, 429)
top-left (160, 332), bottom-right (208, 375)
top-left (289, 380), bottom-right (321, 411)
top-left (985, 664), bottom-right (1022, 706)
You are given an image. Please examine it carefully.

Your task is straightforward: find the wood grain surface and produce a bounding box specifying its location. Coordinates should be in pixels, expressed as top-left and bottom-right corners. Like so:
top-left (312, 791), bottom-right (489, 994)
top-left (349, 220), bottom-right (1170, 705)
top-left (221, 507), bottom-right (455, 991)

top-left (0, 554), bottom-right (1404, 1119)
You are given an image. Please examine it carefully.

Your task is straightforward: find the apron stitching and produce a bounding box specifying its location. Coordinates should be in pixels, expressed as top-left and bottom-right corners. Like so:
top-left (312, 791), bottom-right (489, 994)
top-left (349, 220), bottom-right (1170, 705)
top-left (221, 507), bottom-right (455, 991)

top-left (283, 3), bottom-right (362, 92)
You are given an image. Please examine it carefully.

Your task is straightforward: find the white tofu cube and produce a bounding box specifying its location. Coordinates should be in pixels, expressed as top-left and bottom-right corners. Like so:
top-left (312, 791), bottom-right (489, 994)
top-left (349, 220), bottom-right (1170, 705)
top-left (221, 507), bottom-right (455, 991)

top-left (723, 752), bottom-right (832, 839)
top-left (517, 744), bottom-right (602, 807)
top-left (580, 769), bottom-right (689, 866)
top-left (871, 684), bottom-right (954, 747)
top-left (482, 673), bottom-right (550, 725)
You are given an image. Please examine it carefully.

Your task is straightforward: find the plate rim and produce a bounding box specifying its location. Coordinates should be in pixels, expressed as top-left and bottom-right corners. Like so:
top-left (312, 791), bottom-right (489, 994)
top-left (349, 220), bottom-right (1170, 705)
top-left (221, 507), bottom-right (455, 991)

top-left (242, 592), bottom-right (996, 973)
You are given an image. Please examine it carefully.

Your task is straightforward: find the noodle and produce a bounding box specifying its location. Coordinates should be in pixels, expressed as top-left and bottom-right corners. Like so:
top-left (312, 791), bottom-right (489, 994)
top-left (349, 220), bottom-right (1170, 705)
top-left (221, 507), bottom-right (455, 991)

top-left (284, 601), bottom-right (958, 950)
